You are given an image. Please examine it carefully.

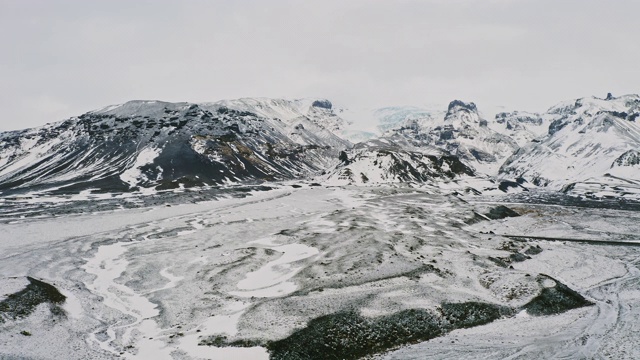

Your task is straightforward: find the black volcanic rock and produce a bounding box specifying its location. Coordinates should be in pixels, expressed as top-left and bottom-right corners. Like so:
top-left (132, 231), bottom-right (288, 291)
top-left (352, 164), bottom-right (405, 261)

top-left (265, 302), bottom-right (510, 360)
top-left (522, 275), bottom-right (593, 316)
top-left (612, 150), bottom-right (640, 167)
top-left (312, 99), bottom-right (332, 109)
top-left (338, 150), bottom-right (350, 165)
top-left (485, 205), bottom-right (521, 220)
top-left (498, 180), bottom-right (528, 192)
top-left (548, 118), bottom-right (569, 135)
top-left (524, 245), bottom-right (543, 255)
top-left (0, 277), bottom-right (66, 322)
top-left (447, 100), bottom-right (478, 115)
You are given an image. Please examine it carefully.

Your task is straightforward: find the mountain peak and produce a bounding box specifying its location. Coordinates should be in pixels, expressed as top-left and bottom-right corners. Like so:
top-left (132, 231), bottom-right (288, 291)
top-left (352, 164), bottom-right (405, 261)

top-left (446, 100), bottom-right (478, 115)
top-left (444, 100), bottom-right (484, 127)
top-left (311, 99), bottom-right (332, 109)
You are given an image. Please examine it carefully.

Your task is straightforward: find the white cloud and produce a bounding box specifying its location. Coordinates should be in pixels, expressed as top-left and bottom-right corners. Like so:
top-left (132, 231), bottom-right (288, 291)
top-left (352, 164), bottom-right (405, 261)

top-left (0, 0), bottom-right (638, 131)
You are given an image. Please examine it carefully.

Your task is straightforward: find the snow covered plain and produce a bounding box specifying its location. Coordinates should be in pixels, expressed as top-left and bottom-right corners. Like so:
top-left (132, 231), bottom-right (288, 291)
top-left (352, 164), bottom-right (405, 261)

top-left (1, 184), bottom-right (640, 359)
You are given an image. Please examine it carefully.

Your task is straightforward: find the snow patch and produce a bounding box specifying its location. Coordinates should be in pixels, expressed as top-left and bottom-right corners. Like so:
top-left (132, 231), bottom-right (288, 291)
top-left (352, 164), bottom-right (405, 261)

top-left (120, 147), bottom-right (162, 189)
top-left (229, 237), bottom-right (319, 298)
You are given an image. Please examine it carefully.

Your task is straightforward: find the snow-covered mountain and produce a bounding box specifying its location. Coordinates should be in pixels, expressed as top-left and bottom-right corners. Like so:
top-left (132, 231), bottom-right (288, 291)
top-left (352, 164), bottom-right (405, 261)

top-left (0, 99), bottom-right (351, 195)
top-left (324, 95), bottom-right (640, 197)
top-left (207, 98), bottom-right (345, 134)
top-left (373, 100), bottom-right (519, 176)
top-left (492, 110), bottom-right (547, 147)
top-left (500, 94), bottom-right (640, 198)
top-left (1, 94), bottom-right (639, 199)
top-left (324, 136), bottom-right (474, 186)
top-left (321, 101), bottom-right (524, 187)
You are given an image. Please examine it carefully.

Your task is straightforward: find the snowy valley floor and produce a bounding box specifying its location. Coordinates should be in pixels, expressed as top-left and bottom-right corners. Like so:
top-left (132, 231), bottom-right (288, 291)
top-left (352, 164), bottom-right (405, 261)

top-left (1, 184), bottom-right (640, 359)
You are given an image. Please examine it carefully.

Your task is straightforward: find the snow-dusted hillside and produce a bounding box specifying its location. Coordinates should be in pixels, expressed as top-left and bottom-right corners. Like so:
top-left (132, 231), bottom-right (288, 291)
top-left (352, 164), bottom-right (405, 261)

top-left (1, 94), bottom-right (639, 199)
top-left (500, 94), bottom-right (640, 198)
top-left (0, 99), bottom-right (351, 195)
top-left (206, 98), bottom-right (345, 134)
top-left (492, 110), bottom-right (547, 147)
top-left (324, 137), bottom-right (474, 186)
top-left (371, 101), bottom-right (519, 176)
top-left (0, 97), bottom-right (514, 196)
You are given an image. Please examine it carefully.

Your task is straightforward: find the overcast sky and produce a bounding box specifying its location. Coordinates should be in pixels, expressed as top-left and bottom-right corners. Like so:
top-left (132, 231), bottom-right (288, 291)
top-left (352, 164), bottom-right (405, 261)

top-left (1, 0), bottom-right (638, 131)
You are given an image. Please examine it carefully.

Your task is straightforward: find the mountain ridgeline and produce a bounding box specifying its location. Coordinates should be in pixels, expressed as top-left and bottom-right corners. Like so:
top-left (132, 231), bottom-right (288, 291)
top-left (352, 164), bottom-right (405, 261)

top-left (0, 94), bottom-right (639, 199)
top-left (0, 99), bottom-right (350, 194)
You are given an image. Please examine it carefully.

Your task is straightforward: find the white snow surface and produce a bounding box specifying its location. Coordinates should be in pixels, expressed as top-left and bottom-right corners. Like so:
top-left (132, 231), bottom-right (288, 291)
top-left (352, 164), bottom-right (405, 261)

top-left (229, 237), bottom-right (319, 298)
top-left (120, 147), bottom-right (162, 189)
top-left (2, 185), bottom-right (640, 359)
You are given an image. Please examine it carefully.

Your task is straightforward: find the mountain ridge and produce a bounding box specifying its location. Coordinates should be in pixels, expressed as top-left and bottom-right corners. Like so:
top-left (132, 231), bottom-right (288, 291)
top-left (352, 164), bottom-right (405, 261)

top-left (0, 98), bottom-right (351, 195)
top-left (1, 94), bottom-right (638, 201)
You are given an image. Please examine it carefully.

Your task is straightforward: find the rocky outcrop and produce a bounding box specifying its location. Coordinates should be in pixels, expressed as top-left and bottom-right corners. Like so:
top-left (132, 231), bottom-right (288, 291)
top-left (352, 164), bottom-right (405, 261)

top-left (612, 150), bottom-right (640, 167)
top-left (311, 99), bottom-right (332, 109)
